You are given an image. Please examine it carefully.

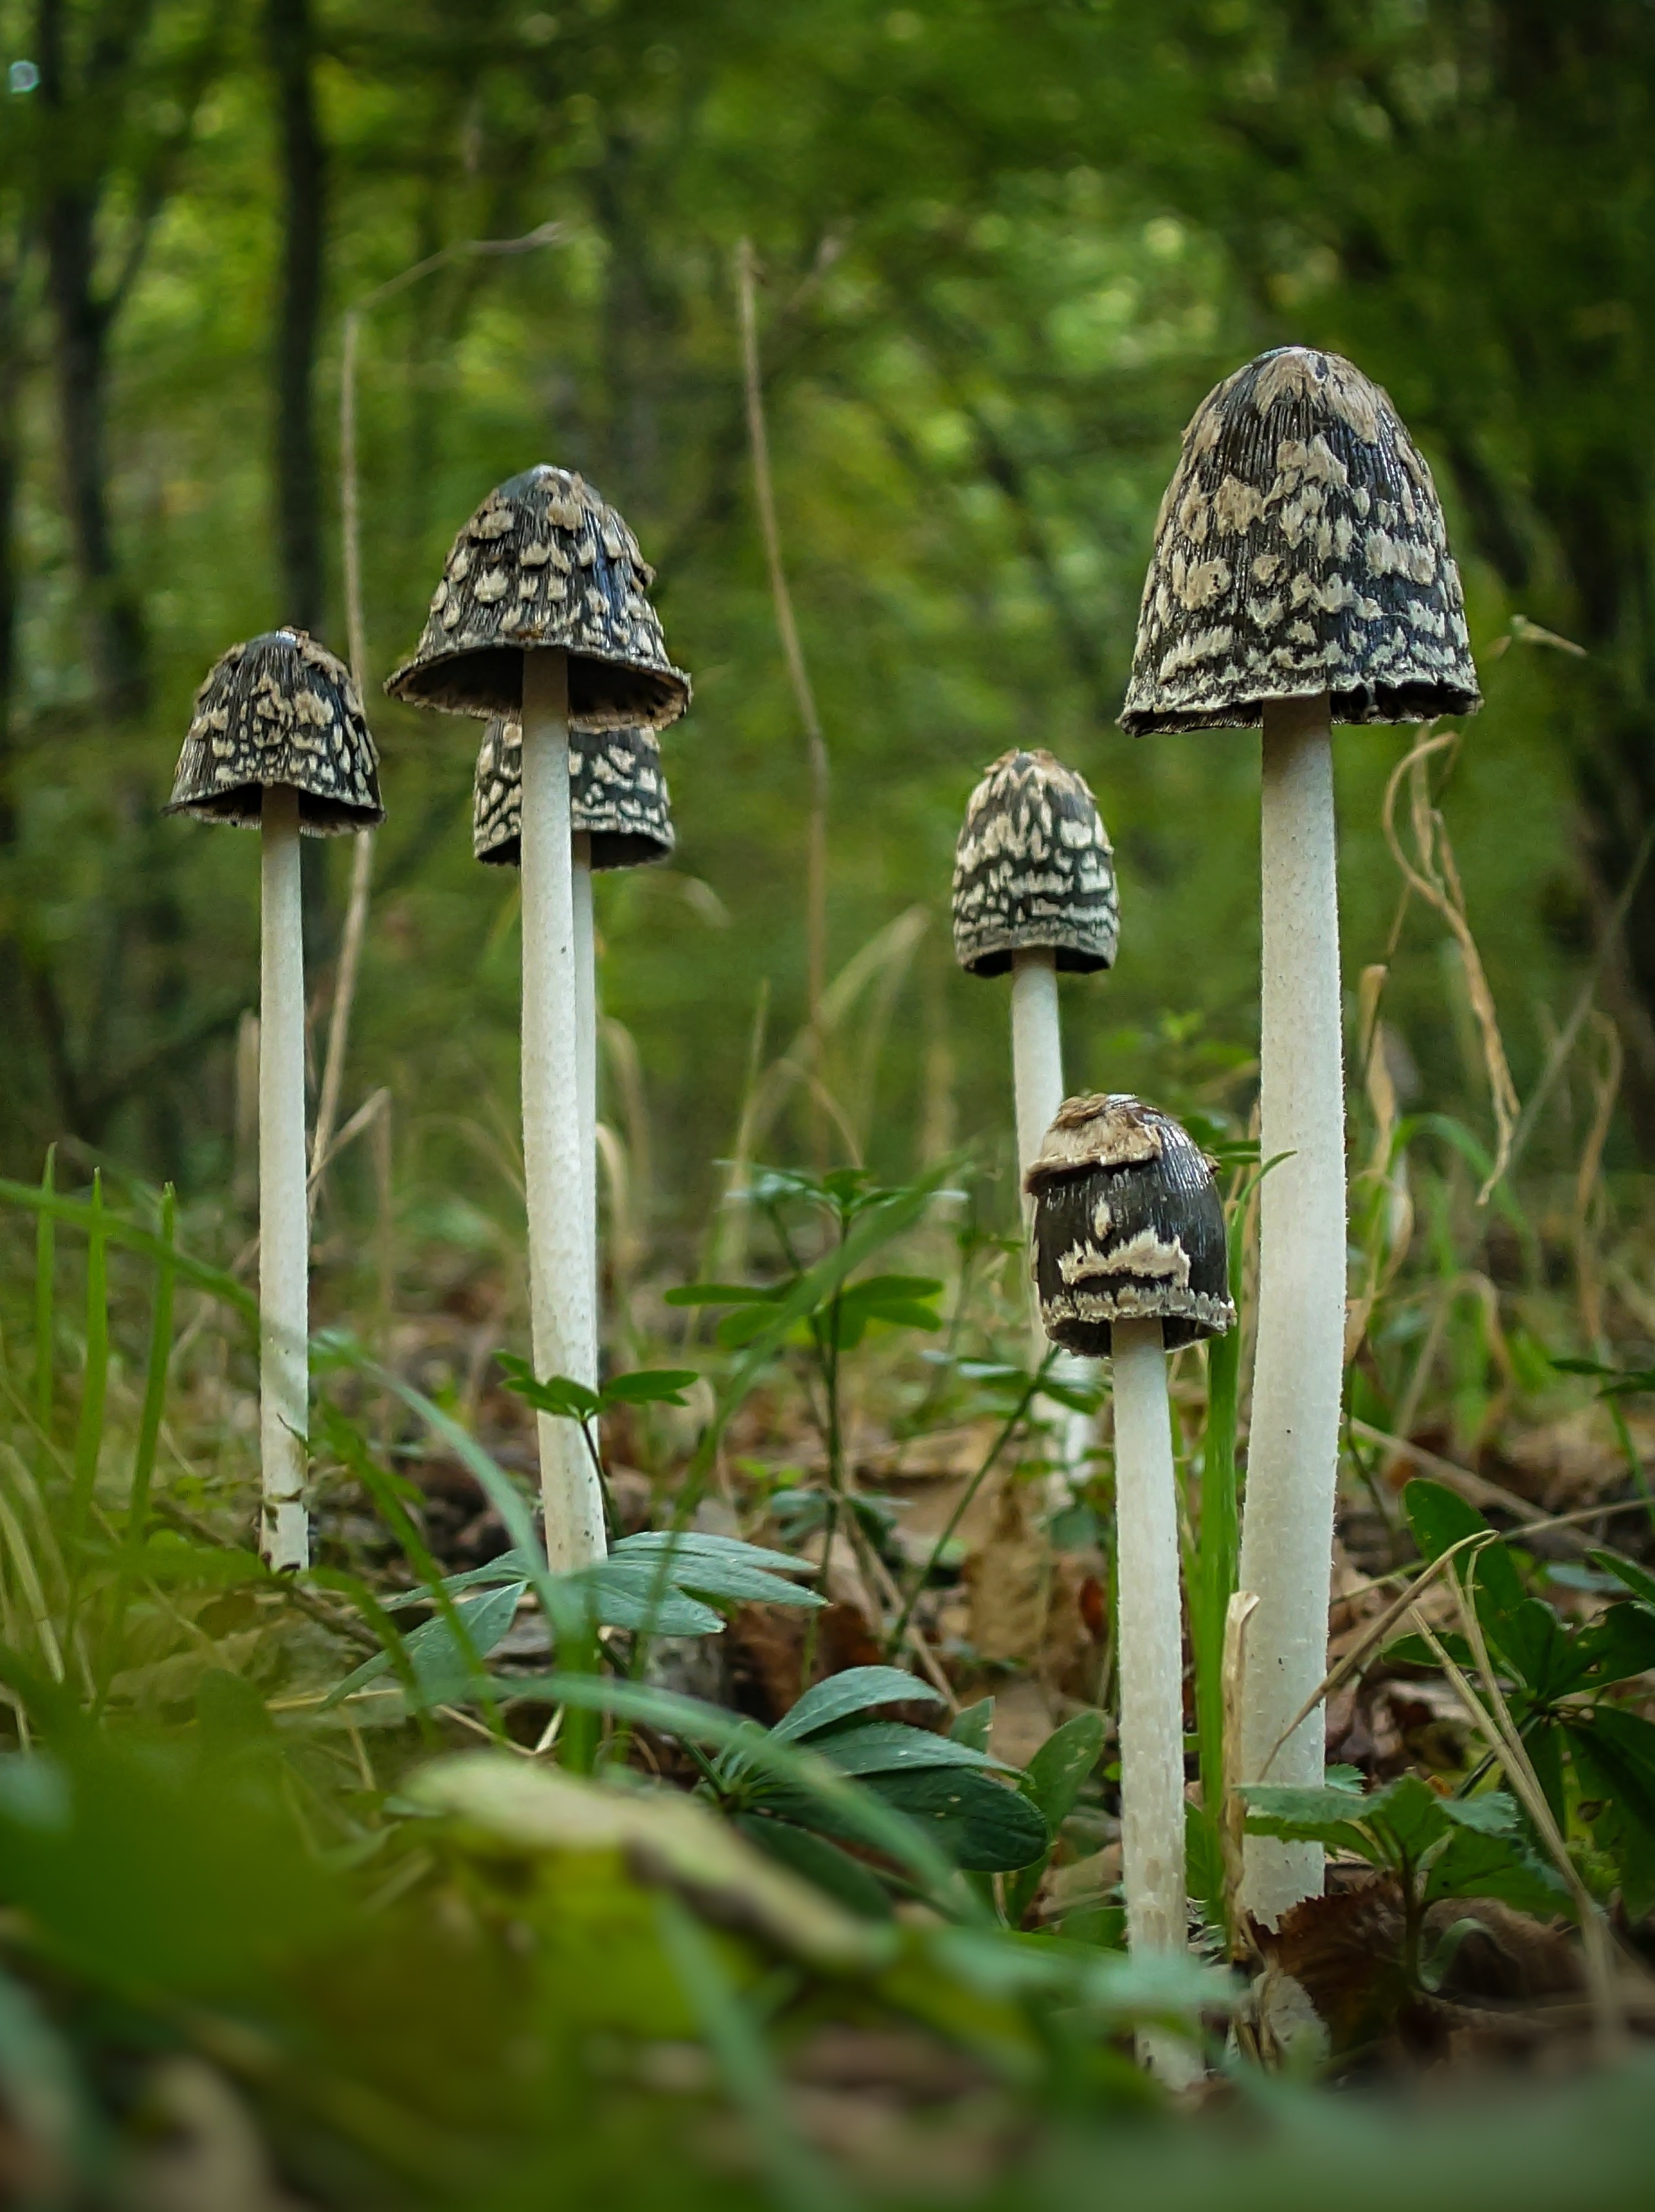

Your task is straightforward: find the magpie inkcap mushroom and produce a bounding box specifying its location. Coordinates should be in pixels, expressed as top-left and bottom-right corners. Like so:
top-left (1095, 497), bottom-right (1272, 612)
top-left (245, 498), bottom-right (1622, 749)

top-left (165, 629), bottom-right (383, 831)
top-left (1025, 1094), bottom-right (1233, 1355)
top-left (473, 718), bottom-right (675, 870)
top-left (385, 464), bottom-right (690, 730)
top-left (1120, 347), bottom-right (1480, 734)
top-left (951, 748), bottom-right (1119, 977)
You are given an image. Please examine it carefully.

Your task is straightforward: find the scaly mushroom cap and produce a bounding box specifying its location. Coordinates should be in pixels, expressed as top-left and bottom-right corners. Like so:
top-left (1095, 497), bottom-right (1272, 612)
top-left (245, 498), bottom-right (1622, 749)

top-left (473, 717), bottom-right (675, 870)
top-left (164, 629), bottom-right (384, 833)
top-left (385, 465), bottom-right (690, 730)
top-left (1120, 347), bottom-right (1480, 733)
top-left (951, 749), bottom-right (1119, 977)
top-left (1025, 1093), bottom-right (1233, 1354)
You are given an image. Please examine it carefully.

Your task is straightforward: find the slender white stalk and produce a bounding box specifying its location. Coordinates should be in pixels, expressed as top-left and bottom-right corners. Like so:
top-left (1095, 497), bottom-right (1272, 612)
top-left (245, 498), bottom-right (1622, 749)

top-left (1110, 1313), bottom-right (1197, 2087)
top-left (1238, 692), bottom-right (1346, 1926)
top-left (259, 786), bottom-right (309, 1572)
top-left (1011, 950), bottom-right (1093, 1487)
top-left (572, 830), bottom-right (599, 1390)
top-left (520, 654), bottom-right (605, 1571)
top-left (1010, 950), bottom-right (1064, 1175)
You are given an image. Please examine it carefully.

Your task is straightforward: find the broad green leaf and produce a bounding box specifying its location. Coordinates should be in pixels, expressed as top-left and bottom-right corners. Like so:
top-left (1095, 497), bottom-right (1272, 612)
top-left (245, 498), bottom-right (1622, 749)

top-left (1404, 1479), bottom-right (1525, 1620)
top-left (1423, 1824), bottom-right (1565, 1914)
top-left (870, 1767), bottom-right (1049, 1872)
top-left (813, 1722), bottom-right (1012, 1779)
top-left (322, 1582), bottom-right (527, 1711)
top-left (662, 1283), bottom-right (780, 1307)
top-left (1021, 1710), bottom-right (1106, 1834)
top-left (771, 1666), bottom-right (942, 1743)
top-left (732, 1812), bottom-right (894, 1920)
top-left (1577, 1600), bottom-right (1655, 1686)
top-left (616, 1530), bottom-right (814, 1578)
top-left (1238, 1784), bottom-right (1382, 1861)
top-left (949, 1698), bottom-right (995, 1753)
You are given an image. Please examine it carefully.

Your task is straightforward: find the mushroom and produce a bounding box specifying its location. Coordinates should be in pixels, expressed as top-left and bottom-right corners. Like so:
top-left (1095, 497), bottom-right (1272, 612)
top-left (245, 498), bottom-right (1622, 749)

top-left (951, 748), bottom-right (1119, 1474)
top-left (1026, 1093), bottom-right (1233, 2079)
top-left (165, 629), bottom-right (384, 1570)
top-left (1121, 347), bottom-right (1479, 1924)
top-left (387, 467), bottom-right (689, 1571)
top-left (473, 717), bottom-right (675, 1379)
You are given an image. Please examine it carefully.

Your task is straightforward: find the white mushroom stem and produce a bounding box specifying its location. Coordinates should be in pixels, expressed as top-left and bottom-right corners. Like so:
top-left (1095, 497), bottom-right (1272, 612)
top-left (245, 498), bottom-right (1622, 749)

top-left (572, 829), bottom-right (599, 1389)
top-left (1011, 950), bottom-right (1093, 1486)
top-left (259, 784), bottom-right (309, 1572)
top-left (1238, 691), bottom-right (1346, 1925)
top-left (1110, 1312), bottom-right (1197, 2087)
top-left (520, 653), bottom-right (606, 1571)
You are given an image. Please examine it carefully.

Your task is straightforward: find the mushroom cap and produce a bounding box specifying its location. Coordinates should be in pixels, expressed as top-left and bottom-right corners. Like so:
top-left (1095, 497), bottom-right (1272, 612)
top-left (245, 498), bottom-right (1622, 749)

top-left (951, 749), bottom-right (1119, 977)
top-left (384, 465), bottom-right (691, 730)
top-left (1024, 1093), bottom-right (1234, 1354)
top-left (1120, 347), bottom-right (1480, 734)
top-left (472, 718), bottom-right (675, 871)
top-left (163, 629), bottom-right (384, 833)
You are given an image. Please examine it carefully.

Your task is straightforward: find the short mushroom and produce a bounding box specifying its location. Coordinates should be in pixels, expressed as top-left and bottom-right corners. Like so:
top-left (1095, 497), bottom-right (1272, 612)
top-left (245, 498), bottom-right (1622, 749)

top-left (473, 717), bottom-right (675, 1379)
top-left (1121, 347), bottom-right (1479, 1924)
top-left (387, 467), bottom-right (688, 1571)
top-left (952, 749), bottom-right (1118, 1474)
top-left (1026, 1092), bottom-right (1233, 2081)
top-left (165, 628), bottom-right (384, 1570)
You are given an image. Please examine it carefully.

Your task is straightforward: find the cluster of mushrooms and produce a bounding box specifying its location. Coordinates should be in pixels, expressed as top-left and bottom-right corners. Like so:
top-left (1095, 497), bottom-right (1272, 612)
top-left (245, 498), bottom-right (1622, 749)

top-left (166, 346), bottom-right (1479, 2026)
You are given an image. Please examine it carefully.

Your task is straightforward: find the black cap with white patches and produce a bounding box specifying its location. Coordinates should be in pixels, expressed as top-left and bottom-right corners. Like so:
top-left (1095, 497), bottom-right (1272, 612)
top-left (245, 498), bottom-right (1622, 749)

top-left (472, 717), bottom-right (675, 871)
top-left (1121, 347), bottom-right (1480, 733)
top-left (385, 465), bottom-right (690, 732)
top-left (951, 749), bottom-right (1119, 978)
top-left (1025, 1093), bottom-right (1233, 1355)
top-left (164, 629), bottom-right (384, 834)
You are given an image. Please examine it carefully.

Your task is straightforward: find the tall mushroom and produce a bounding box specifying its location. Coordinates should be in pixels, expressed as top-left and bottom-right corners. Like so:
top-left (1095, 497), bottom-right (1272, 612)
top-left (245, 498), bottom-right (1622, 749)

top-left (951, 749), bottom-right (1119, 1472)
top-left (473, 717), bottom-right (675, 1376)
top-left (1121, 347), bottom-right (1480, 1923)
top-left (1027, 1093), bottom-right (1232, 2079)
top-left (387, 469), bottom-right (689, 1571)
top-left (165, 629), bottom-right (384, 1570)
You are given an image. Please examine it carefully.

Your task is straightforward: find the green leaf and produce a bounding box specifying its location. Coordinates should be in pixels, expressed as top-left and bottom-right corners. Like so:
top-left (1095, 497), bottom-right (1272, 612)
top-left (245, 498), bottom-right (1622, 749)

top-left (662, 1283), bottom-right (780, 1308)
top-left (616, 1530), bottom-right (813, 1577)
top-left (322, 1581), bottom-right (527, 1711)
top-left (599, 1368), bottom-right (701, 1408)
top-left (1404, 1479), bottom-right (1524, 1618)
top-left (1020, 1710), bottom-right (1106, 1835)
top-left (1238, 1784), bottom-right (1385, 1862)
top-left (609, 1533), bottom-right (823, 1610)
top-left (869, 1767), bottom-right (1049, 1872)
top-left (812, 1722), bottom-right (1013, 1779)
top-left (771, 1666), bottom-right (942, 1743)
top-left (1567, 1708), bottom-right (1655, 1919)
top-left (948, 1697), bottom-right (995, 1754)
top-left (732, 1813), bottom-right (894, 1920)
top-left (1423, 1824), bottom-right (1565, 1914)
top-left (1589, 1550), bottom-right (1655, 1609)
top-left (496, 1357), bottom-right (601, 1422)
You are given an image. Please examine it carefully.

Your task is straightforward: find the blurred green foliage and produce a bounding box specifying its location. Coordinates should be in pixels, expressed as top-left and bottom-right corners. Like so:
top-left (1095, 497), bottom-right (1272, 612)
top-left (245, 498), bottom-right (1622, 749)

top-left (1, 1), bottom-right (1651, 1247)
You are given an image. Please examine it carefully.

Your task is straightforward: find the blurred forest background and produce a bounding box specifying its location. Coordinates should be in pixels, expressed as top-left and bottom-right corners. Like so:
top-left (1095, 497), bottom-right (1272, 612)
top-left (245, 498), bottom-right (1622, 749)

top-left (1, 0), bottom-right (1651, 1255)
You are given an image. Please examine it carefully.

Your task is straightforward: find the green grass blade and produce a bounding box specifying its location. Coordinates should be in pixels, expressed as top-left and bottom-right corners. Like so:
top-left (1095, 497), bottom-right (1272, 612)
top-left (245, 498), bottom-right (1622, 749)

top-left (1191, 1207), bottom-right (1244, 1906)
top-left (33, 1147), bottom-right (56, 1443)
top-left (69, 1174), bottom-right (109, 1551)
top-left (99, 1188), bottom-right (177, 1698)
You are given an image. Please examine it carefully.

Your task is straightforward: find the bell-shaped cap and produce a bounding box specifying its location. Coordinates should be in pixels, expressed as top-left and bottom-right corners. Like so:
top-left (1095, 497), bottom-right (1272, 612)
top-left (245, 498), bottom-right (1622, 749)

top-left (1025, 1093), bottom-right (1233, 1354)
top-left (473, 718), bottom-right (675, 871)
top-left (164, 629), bottom-right (384, 833)
top-left (1121, 347), bottom-right (1480, 733)
top-left (951, 749), bottom-right (1118, 977)
top-left (385, 466), bottom-right (690, 730)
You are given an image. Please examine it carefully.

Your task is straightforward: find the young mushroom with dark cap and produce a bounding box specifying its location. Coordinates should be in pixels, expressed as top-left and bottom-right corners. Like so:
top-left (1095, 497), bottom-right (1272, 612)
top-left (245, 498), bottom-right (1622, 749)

top-left (1026, 1093), bottom-right (1233, 2081)
top-left (952, 750), bottom-right (1119, 1474)
top-left (1121, 347), bottom-right (1480, 1925)
top-left (387, 467), bottom-right (689, 1571)
top-left (165, 629), bottom-right (384, 1571)
top-left (473, 717), bottom-right (675, 1376)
